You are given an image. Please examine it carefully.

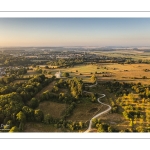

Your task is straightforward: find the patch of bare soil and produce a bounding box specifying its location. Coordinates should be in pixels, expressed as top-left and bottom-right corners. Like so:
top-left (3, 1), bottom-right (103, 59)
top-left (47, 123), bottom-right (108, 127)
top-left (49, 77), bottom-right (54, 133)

top-left (100, 113), bottom-right (124, 123)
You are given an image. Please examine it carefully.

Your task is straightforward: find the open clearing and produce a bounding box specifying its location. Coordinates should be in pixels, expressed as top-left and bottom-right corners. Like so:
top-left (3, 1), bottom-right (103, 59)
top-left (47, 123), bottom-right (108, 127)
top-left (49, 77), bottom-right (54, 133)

top-left (38, 101), bottom-right (67, 118)
top-left (99, 113), bottom-right (130, 131)
top-left (24, 122), bottom-right (62, 132)
top-left (67, 102), bottom-right (108, 122)
top-left (97, 63), bottom-right (150, 84)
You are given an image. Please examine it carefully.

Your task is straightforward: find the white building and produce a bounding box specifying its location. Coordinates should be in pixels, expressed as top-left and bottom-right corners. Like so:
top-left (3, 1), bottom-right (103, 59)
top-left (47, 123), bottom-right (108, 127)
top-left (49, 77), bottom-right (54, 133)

top-left (55, 71), bottom-right (61, 78)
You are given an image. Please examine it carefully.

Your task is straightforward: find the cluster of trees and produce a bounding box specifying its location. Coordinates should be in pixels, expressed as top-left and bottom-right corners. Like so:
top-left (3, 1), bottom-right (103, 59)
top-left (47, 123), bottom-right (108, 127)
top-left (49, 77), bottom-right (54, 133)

top-left (101, 81), bottom-right (132, 97)
top-left (0, 82), bottom-right (23, 95)
top-left (110, 100), bottom-right (119, 113)
top-left (132, 83), bottom-right (150, 98)
top-left (3, 56), bottom-right (32, 66)
top-left (83, 92), bottom-right (97, 102)
top-left (62, 102), bottom-right (76, 119)
top-left (47, 58), bottom-right (84, 67)
top-left (122, 105), bottom-right (142, 128)
top-left (6, 67), bottom-right (27, 76)
top-left (0, 74), bottom-right (55, 132)
top-left (0, 92), bottom-right (24, 125)
top-left (51, 78), bottom-right (84, 100)
top-left (35, 67), bottom-right (42, 74)
top-left (1, 76), bottom-right (85, 132)
top-left (43, 114), bottom-right (86, 131)
top-left (40, 77), bottom-right (85, 104)
top-left (7, 108), bottom-right (44, 132)
top-left (62, 72), bottom-right (70, 77)
top-left (66, 77), bottom-right (83, 99)
top-left (102, 81), bottom-right (150, 101)
top-left (92, 118), bottom-right (115, 132)
top-left (115, 88), bottom-right (150, 132)
top-left (16, 74), bottom-right (52, 104)
top-left (40, 90), bottom-right (58, 102)
top-left (0, 75), bottom-right (16, 84)
top-left (0, 67), bottom-right (28, 84)
top-left (32, 66), bottom-right (53, 75)
top-left (99, 81), bottom-right (150, 132)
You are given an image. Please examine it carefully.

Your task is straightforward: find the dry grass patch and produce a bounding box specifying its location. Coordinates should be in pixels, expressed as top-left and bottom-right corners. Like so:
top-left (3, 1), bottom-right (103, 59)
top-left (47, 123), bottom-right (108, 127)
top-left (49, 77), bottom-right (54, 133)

top-left (24, 122), bottom-right (62, 132)
top-left (96, 63), bottom-right (150, 84)
top-left (67, 103), bottom-right (108, 122)
top-left (99, 113), bottom-right (130, 130)
top-left (40, 63), bottom-right (150, 84)
top-left (38, 101), bottom-right (67, 118)
top-left (100, 113), bottom-right (124, 124)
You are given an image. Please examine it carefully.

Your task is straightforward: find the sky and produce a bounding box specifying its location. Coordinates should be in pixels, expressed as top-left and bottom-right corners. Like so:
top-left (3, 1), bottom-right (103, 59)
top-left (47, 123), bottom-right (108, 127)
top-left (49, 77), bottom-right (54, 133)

top-left (0, 18), bottom-right (150, 47)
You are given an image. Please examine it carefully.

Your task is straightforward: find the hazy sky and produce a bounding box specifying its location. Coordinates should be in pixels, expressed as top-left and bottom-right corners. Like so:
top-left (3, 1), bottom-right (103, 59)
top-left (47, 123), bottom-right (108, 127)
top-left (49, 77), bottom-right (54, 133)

top-left (0, 18), bottom-right (150, 47)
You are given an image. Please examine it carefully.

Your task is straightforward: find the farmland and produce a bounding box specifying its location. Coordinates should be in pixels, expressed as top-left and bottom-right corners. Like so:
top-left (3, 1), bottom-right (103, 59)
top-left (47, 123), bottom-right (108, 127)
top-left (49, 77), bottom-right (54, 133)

top-left (33, 63), bottom-right (150, 85)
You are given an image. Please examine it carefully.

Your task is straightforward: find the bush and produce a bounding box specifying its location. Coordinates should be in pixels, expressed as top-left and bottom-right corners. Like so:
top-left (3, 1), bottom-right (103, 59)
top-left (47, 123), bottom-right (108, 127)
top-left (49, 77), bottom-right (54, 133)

top-left (62, 72), bottom-right (70, 77)
top-left (29, 98), bottom-right (39, 109)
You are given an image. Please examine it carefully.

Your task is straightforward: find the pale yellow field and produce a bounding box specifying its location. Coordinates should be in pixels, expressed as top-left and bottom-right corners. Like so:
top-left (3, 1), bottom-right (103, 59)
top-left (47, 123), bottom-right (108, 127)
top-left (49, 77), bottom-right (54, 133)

top-left (46, 63), bottom-right (150, 84)
top-left (96, 63), bottom-right (150, 84)
top-left (27, 63), bottom-right (150, 84)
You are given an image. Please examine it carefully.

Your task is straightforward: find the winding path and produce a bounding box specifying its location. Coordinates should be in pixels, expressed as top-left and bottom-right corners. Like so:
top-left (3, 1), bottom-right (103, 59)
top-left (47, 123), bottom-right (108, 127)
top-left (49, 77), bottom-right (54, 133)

top-left (84, 81), bottom-right (111, 132)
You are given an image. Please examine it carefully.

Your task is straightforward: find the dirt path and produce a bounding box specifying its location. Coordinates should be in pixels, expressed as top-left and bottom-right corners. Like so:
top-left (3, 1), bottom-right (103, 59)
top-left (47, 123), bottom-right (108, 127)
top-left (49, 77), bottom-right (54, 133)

top-left (84, 82), bottom-right (111, 132)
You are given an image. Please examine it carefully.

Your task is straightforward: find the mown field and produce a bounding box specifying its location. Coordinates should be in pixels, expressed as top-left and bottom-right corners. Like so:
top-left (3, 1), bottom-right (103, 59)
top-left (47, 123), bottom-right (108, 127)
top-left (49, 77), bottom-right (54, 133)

top-left (13, 63), bottom-right (150, 85)
top-left (37, 63), bottom-right (150, 84)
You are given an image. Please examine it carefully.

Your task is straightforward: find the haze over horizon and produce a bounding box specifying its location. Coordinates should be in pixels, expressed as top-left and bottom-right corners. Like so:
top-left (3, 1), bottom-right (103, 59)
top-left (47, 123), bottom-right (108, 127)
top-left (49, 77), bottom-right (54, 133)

top-left (0, 18), bottom-right (150, 47)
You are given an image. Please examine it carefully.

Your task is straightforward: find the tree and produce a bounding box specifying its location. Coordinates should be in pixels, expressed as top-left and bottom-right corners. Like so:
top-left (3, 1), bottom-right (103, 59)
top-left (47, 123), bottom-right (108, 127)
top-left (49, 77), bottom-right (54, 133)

top-left (6, 120), bottom-right (13, 129)
top-left (91, 74), bottom-right (96, 83)
top-left (9, 126), bottom-right (19, 132)
top-left (142, 76), bottom-right (147, 79)
top-left (22, 106), bottom-right (34, 121)
top-left (29, 98), bottom-right (39, 109)
top-left (18, 122), bottom-right (25, 131)
top-left (44, 114), bottom-right (53, 124)
top-left (91, 93), bottom-right (97, 102)
top-left (35, 68), bottom-right (42, 74)
top-left (16, 111), bottom-right (26, 123)
top-left (34, 109), bottom-right (44, 122)
top-left (62, 72), bottom-right (70, 77)
top-left (97, 124), bottom-right (105, 132)
top-left (45, 65), bottom-right (49, 69)
top-left (123, 111), bottom-right (130, 120)
top-left (79, 121), bottom-right (83, 129)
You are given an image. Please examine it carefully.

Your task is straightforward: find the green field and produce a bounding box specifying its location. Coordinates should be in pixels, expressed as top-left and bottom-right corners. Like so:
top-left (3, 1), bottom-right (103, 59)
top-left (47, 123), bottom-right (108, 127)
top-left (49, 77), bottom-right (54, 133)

top-left (92, 50), bottom-right (150, 60)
